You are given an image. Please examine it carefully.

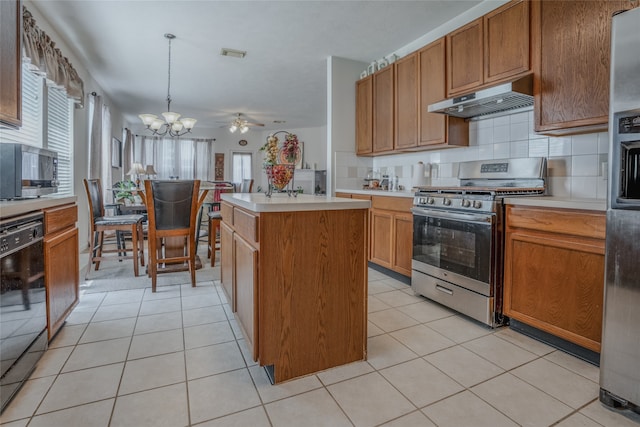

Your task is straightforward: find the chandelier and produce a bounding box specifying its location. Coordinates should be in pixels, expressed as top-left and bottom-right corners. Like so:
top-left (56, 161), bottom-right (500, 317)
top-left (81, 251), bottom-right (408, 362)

top-left (229, 117), bottom-right (249, 134)
top-left (139, 33), bottom-right (196, 137)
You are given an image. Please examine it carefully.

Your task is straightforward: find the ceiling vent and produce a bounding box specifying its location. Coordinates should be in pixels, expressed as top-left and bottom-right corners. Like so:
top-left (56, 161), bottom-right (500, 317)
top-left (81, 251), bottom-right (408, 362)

top-left (220, 48), bottom-right (246, 58)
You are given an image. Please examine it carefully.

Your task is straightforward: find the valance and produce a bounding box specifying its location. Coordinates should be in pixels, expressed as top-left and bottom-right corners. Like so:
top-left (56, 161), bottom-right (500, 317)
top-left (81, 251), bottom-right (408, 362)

top-left (22, 7), bottom-right (85, 107)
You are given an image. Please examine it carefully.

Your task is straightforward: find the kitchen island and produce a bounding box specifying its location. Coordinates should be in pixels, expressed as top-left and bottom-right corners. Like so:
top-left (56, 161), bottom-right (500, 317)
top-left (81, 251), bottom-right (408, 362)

top-left (219, 193), bottom-right (370, 383)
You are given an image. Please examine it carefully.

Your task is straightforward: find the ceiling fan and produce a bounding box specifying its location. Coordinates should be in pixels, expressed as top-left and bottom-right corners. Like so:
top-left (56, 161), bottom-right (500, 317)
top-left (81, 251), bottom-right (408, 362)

top-left (221, 113), bottom-right (265, 134)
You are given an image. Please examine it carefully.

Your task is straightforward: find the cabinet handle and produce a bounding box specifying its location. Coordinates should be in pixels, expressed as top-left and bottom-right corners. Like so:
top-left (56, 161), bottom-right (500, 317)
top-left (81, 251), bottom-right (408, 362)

top-left (435, 284), bottom-right (454, 295)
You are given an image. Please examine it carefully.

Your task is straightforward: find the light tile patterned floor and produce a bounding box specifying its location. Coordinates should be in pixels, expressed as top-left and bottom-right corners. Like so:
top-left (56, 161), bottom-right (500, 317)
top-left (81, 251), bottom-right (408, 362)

top-left (2, 262), bottom-right (640, 427)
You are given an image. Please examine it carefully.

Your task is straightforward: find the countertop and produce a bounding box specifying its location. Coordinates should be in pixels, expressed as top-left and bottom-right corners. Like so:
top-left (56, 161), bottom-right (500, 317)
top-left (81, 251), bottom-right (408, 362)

top-left (503, 196), bottom-right (606, 212)
top-left (221, 193), bottom-right (371, 213)
top-left (335, 188), bottom-right (415, 198)
top-left (0, 195), bottom-right (78, 219)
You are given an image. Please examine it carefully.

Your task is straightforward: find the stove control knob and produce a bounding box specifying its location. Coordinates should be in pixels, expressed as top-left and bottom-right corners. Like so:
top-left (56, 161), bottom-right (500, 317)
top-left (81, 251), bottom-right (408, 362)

top-left (427, 197), bottom-right (435, 205)
top-left (443, 198), bottom-right (452, 206)
top-left (462, 199), bottom-right (471, 208)
top-left (473, 200), bottom-right (483, 209)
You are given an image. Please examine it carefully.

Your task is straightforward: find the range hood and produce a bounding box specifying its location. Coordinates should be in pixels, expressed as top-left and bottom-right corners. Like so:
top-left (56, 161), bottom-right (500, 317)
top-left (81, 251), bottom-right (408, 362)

top-left (428, 74), bottom-right (533, 119)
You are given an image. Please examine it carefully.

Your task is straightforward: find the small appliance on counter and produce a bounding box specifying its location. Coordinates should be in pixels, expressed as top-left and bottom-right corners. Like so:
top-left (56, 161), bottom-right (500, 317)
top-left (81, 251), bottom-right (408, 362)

top-left (0, 143), bottom-right (58, 200)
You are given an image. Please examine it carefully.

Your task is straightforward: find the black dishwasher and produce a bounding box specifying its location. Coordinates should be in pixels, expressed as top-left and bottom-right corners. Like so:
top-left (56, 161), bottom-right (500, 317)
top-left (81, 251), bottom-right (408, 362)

top-left (0, 212), bottom-right (47, 413)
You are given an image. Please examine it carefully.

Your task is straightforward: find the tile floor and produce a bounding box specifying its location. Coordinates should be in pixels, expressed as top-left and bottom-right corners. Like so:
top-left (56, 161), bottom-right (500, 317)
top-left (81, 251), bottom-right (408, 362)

top-left (2, 261), bottom-right (640, 426)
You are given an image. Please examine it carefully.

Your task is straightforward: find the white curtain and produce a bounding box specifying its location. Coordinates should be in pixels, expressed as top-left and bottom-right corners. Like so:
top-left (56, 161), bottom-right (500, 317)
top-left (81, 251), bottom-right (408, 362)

top-left (132, 136), bottom-right (215, 180)
top-left (88, 94), bottom-right (112, 200)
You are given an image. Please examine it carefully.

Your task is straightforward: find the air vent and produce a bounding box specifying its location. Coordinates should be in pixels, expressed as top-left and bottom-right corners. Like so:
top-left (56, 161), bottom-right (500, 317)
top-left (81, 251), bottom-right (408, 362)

top-left (220, 48), bottom-right (246, 58)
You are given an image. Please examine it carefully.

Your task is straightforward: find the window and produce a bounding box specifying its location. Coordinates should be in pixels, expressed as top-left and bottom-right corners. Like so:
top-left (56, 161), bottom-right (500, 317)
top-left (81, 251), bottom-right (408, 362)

top-left (0, 64), bottom-right (43, 146)
top-left (0, 64), bottom-right (74, 195)
top-left (133, 136), bottom-right (214, 180)
top-left (232, 152), bottom-right (252, 183)
top-left (46, 86), bottom-right (73, 195)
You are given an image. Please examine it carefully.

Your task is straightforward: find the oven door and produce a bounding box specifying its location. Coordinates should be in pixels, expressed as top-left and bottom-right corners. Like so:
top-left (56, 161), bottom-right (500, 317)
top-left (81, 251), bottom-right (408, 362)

top-left (412, 207), bottom-right (494, 293)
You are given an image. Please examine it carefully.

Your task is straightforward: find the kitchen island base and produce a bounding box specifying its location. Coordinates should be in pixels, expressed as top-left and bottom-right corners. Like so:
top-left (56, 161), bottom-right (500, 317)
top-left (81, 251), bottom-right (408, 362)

top-left (221, 194), bottom-right (370, 383)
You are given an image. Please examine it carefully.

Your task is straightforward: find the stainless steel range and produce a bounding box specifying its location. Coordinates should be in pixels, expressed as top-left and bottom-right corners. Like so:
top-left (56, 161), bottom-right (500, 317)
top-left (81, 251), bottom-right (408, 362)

top-left (412, 157), bottom-right (547, 327)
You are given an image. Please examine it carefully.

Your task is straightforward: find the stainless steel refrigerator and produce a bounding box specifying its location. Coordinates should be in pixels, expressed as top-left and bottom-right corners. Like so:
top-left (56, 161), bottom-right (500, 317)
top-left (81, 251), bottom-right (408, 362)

top-left (599, 5), bottom-right (640, 413)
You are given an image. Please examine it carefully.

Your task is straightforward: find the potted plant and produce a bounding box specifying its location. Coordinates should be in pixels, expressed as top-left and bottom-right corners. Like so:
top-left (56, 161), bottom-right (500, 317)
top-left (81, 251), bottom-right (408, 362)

top-left (114, 180), bottom-right (136, 205)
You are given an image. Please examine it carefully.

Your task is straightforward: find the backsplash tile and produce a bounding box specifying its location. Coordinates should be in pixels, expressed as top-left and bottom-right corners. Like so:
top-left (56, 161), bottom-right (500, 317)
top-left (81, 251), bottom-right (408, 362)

top-left (571, 134), bottom-right (598, 155)
top-left (338, 111), bottom-right (610, 200)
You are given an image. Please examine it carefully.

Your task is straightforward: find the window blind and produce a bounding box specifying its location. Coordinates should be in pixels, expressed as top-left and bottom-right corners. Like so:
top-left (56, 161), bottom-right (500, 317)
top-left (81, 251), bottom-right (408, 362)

top-left (0, 64), bottom-right (43, 146)
top-left (47, 85), bottom-right (73, 195)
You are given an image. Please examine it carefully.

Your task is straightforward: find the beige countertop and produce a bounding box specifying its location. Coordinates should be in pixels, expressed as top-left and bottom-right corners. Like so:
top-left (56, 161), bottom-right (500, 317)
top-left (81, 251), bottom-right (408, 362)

top-left (222, 193), bottom-right (370, 213)
top-left (335, 188), bottom-right (415, 198)
top-left (503, 196), bottom-right (606, 211)
top-left (0, 195), bottom-right (78, 219)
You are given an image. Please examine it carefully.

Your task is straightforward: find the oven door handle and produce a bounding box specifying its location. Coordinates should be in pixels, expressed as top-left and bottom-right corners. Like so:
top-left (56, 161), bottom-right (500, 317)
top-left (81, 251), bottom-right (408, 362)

top-left (411, 207), bottom-right (494, 224)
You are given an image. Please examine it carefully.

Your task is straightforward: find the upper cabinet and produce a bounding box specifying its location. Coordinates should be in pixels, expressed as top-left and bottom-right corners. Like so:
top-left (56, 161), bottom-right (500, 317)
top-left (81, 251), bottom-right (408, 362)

top-left (355, 75), bottom-right (373, 155)
top-left (484, 0), bottom-right (530, 84)
top-left (372, 66), bottom-right (394, 154)
top-left (0, 0), bottom-right (22, 129)
top-left (394, 52), bottom-right (419, 150)
top-left (446, 18), bottom-right (484, 96)
top-left (532, 0), bottom-right (638, 135)
top-left (447, 0), bottom-right (530, 97)
top-left (418, 38), bottom-right (468, 148)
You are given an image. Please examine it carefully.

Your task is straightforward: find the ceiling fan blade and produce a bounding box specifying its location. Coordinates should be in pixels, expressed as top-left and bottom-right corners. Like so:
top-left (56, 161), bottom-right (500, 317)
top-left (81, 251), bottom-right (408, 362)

top-left (246, 122), bottom-right (265, 127)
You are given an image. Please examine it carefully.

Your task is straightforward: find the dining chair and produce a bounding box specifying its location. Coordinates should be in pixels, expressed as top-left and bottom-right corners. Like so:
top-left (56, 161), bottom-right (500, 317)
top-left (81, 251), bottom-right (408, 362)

top-left (83, 178), bottom-right (145, 279)
top-left (207, 185), bottom-right (234, 266)
top-left (144, 179), bottom-right (201, 292)
top-left (240, 178), bottom-right (254, 193)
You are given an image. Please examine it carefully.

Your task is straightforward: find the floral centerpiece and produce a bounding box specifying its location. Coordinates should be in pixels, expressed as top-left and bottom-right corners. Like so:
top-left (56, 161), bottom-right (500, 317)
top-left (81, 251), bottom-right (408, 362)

top-left (260, 131), bottom-right (301, 196)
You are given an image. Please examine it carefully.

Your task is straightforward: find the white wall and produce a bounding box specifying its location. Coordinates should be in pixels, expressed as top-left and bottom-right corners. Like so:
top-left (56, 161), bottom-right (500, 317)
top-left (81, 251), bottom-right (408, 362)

top-left (207, 125), bottom-right (326, 192)
top-left (327, 56), bottom-right (372, 194)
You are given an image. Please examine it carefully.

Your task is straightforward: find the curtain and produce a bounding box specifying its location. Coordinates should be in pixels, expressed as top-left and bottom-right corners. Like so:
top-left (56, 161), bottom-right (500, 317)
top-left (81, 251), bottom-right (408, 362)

top-left (123, 128), bottom-right (134, 178)
top-left (88, 95), bottom-right (112, 201)
top-left (133, 136), bottom-right (215, 180)
top-left (21, 7), bottom-right (84, 106)
top-left (88, 95), bottom-right (103, 179)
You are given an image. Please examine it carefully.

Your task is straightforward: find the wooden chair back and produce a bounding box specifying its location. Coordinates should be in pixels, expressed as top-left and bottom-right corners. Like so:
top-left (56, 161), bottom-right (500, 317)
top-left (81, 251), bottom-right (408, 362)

top-left (144, 179), bottom-right (201, 291)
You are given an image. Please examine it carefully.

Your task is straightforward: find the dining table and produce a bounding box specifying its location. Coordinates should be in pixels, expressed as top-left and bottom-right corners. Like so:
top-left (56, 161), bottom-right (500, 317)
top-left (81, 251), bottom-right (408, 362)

top-left (107, 180), bottom-right (234, 274)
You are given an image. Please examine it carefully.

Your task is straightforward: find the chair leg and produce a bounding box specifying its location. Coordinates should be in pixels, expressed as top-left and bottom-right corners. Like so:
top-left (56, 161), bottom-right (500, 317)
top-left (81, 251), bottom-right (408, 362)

top-left (131, 225), bottom-right (139, 277)
top-left (189, 236), bottom-right (196, 288)
top-left (210, 219), bottom-right (220, 267)
top-left (149, 237), bottom-right (158, 292)
top-left (85, 230), bottom-right (98, 280)
top-left (95, 231), bottom-right (104, 271)
top-left (138, 223), bottom-right (145, 267)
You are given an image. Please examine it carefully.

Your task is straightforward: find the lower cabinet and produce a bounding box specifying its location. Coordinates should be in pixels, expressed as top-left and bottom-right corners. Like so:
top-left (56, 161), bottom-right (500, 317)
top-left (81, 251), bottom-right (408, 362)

top-left (43, 204), bottom-right (79, 340)
top-left (370, 196), bottom-right (413, 277)
top-left (221, 200), bottom-right (368, 383)
top-left (220, 221), bottom-right (235, 311)
top-left (233, 233), bottom-right (258, 362)
top-left (503, 205), bottom-right (606, 353)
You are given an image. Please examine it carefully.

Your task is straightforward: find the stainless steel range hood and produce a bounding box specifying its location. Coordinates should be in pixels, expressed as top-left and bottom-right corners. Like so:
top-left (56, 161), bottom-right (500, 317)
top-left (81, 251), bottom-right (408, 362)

top-left (428, 74), bottom-right (533, 119)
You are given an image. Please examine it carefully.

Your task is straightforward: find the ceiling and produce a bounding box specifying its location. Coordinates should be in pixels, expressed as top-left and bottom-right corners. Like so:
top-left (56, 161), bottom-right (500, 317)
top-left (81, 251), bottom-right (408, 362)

top-left (30, 0), bottom-right (483, 136)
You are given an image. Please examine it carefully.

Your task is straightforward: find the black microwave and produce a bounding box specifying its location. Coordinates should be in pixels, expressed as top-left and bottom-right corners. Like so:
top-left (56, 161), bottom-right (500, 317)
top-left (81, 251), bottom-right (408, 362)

top-left (0, 143), bottom-right (58, 200)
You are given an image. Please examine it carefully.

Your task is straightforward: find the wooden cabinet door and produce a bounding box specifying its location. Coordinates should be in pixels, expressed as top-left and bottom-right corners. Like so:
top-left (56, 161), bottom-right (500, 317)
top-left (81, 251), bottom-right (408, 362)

top-left (0, 0), bottom-right (21, 128)
top-left (392, 212), bottom-right (413, 277)
top-left (533, 0), bottom-right (632, 134)
top-left (418, 38), bottom-right (447, 146)
top-left (44, 227), bottom-right (79, 339)
top-left (504, 206), bottom-right (606, 352)
top-left (234, 233), bottom-right (258, 361)
top-left (220, 221), bottom-right (235, 311)
top-left (370, 209), bottom-right (393, 268)
top-left (355, 75), bottom-right (373, 155)
top-left (373, 66), bottom-right (394, 153)
top-left (394, 52), bottom-right (419, 150)
top-left (484, 0), bottom-right (530, 84)
top-left (446, 18), bottom-right (484, 96)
